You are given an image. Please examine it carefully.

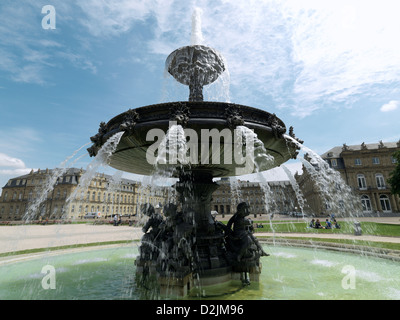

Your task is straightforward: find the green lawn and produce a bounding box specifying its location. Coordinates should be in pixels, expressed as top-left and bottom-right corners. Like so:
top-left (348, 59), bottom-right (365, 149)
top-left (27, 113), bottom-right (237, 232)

top-left (253, 221), bottom-right (400, 237)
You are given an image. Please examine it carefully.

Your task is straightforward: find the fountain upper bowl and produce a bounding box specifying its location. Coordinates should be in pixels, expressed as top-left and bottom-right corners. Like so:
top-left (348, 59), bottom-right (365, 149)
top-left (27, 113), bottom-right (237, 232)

top-left (88, 101), bottom-right (299, 178)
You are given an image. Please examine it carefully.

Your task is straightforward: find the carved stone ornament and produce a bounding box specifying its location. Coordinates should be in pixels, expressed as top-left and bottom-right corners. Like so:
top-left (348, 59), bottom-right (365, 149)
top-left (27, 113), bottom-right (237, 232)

top-left (169, 102), bottom-right (190, 127)
top-left (288, 126), bottom-right (304, 145)
top-left (90, 121), bottom-right (107, 146)
top-left (361, 142), bottom-right (367, 150)
top-left (88, 121), bottom-right (108, 157)
top-left (225, 104), bottom-right (244, 129)
top-left (119, 109), bottom-right (140, 134)
top-left (342, 143), bottom-right (349, 151)
top-left (268, 113), bottom-right (285, 139)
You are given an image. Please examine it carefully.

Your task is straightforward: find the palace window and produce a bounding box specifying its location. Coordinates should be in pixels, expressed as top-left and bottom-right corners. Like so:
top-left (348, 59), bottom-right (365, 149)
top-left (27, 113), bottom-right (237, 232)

top-left (361, 195), bottom-right (372, 212)
top-left (354, 158), bottom-right (362, 166)
top-left (357, 174), bottom-right (367, 190)
top-left (375, 174), bottom-right (385, 189)
top-left (372, 157), bottom-right (380, 165)
top-left (331, 159), bottom-right (337, 167)
top-left (380, 195), bottom-right (391, 212)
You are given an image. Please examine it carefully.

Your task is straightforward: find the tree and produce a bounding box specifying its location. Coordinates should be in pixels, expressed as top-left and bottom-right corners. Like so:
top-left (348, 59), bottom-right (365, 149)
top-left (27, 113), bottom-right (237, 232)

top-left (388, 150), bottom-right (400, 196)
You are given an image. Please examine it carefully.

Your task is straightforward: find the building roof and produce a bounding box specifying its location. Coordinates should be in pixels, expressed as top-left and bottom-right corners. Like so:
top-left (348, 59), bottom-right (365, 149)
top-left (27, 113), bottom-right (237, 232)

top-left (2, 167), bottom-right (140, 188)
top-left (321, 141), bottom-right (399, 159)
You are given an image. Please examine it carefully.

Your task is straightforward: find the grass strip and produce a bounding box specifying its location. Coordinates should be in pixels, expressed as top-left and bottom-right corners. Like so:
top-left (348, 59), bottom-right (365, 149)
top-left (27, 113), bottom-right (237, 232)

top-left (0, 240), bottom-right (138, 258)
top-left (257, 235), bottom-right (400, 251)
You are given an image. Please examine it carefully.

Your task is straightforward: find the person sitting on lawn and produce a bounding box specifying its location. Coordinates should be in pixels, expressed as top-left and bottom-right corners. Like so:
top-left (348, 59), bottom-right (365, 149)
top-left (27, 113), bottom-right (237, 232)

top-left (333, 219), bottom-right (341, 229)
top-left (309, 219), bottom-right (315, 228)
top-left (325, 218), bottom-right (332, 229)
top-left (314, 219), bottom-right (322, 229)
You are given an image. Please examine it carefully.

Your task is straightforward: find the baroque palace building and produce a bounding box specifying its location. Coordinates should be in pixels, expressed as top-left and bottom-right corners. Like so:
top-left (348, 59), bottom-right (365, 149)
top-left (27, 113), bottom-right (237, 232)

top-left (296, 140), bottom-right (400, 216)
top-left (0, 168), bottom-right (169, 221)
top-left (211, 178), bottom-right (299, 216)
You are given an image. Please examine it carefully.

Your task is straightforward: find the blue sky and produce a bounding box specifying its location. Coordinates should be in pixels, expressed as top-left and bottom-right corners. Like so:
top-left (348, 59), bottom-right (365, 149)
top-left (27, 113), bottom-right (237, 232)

top-left (1, 0), bottom-right (400, 187)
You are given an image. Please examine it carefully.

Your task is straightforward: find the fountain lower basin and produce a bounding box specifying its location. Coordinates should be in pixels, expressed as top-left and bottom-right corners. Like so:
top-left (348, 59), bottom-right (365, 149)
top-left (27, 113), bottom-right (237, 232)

top-left (1, 244), bottom-right (399, 300)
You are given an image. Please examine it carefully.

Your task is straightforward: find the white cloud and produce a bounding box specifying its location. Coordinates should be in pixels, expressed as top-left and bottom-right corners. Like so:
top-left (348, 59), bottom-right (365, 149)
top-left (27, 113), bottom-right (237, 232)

top-left (284, 1), bottom-right (400, 115)
top-left (380, 100), bottom-right (399, 112)
top-left (0, 153), bottom-right (33, 187)
top-left (113, 0), bottom-right (400, 116)
top-left (76, 0), bottom-right (153, 37)
top-left (0, 153), bottom-right (26, 168)
top-left (2, 0), bottom-right (400, 114)
top-left (0, 168), bottom-right (32, 176)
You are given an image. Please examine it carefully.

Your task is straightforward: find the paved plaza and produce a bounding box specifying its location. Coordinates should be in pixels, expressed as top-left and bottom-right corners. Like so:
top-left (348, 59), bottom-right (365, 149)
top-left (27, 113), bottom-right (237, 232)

top-left (0, 216), bottom-right (399, 256)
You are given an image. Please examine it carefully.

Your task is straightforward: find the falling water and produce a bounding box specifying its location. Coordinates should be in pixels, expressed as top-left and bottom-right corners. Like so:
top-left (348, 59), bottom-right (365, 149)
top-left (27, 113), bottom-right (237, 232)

top-left (23, 142), bottom-right (91, 222)
top-left (229, 176), bottom-right (242, 207)
top-left (236, 125), bottom-right (276, 173)
top-left (281, 164), bottom-right (306, 216)
top-left (283, 134), bottom-right (362, 218)
top-left (105, 170), bottom-right (124, 218)
top-left (66, 132), bottom-right (124, 215)
top-left (156, 122), bottom-right (189, 170)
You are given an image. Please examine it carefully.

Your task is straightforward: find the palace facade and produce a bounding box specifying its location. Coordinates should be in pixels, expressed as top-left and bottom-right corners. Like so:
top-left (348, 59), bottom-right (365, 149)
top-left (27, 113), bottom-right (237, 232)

top-left (0, 168), bottom-right (169, 221)
top-left (296, 140), bottom-right (400, 216)
top-left (211, 178), bottom-right (299, 216)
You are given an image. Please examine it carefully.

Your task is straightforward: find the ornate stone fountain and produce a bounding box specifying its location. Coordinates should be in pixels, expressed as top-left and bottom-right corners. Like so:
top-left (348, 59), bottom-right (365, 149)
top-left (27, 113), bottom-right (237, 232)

top-left (87, 17), bottom-right (302, 297)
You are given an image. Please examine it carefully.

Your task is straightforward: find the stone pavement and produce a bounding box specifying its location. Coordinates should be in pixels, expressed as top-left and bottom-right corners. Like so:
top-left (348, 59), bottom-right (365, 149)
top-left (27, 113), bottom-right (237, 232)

top-left (0, 224), bottom-right (143, 255)
top-left (0, 217), bottom-right (399, 256)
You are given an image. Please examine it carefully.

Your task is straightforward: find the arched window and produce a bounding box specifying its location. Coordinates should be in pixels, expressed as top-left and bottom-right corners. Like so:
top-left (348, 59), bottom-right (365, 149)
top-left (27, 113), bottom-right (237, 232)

top-left (361, 195), bottom-right (372, 212)
top-left (380, 195), bottom-right (391, 212)
top-left (357, 174), bottom-right (367, 190)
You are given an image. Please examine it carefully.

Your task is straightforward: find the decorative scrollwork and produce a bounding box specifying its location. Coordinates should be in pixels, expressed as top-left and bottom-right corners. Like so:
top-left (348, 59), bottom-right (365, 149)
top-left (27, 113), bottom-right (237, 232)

top-left (225, 104), bottom-right (244, 129)
top-left (267, 114), bottom-right (285, 139)
top-left (87, 121), bottom-right (108, 157)
top-left (119, 109), bottom-right (140, 134)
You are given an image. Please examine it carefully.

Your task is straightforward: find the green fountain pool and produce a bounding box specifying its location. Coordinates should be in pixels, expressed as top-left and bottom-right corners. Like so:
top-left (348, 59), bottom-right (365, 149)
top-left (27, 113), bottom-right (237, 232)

top-left (1, 244), bottom-right (399, 300)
